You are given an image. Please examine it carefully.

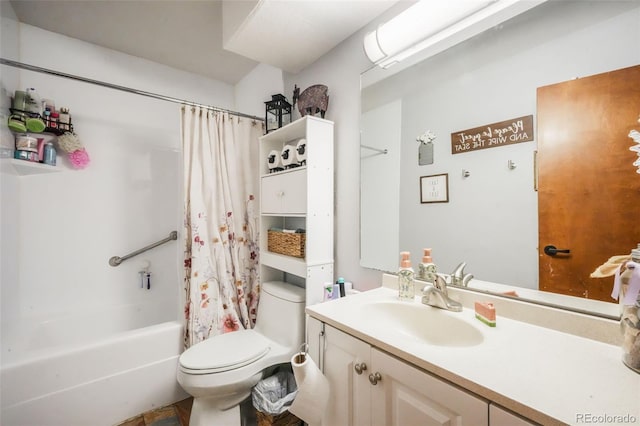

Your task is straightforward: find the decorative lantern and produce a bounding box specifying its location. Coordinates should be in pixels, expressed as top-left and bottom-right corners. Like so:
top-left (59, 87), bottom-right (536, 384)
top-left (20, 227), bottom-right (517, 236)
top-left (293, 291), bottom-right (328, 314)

top-left (265, 94), bottom-right (292, 133)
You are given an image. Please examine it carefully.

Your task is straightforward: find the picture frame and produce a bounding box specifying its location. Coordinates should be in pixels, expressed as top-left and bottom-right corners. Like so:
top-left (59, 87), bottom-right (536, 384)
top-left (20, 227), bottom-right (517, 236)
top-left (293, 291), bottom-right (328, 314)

top-left (420, 173), bottom-right (449, 203)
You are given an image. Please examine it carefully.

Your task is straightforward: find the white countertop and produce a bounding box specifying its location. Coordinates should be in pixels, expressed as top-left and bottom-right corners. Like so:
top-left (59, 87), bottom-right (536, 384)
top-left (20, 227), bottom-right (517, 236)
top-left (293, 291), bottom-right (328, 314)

top-left (306, 287), bottom-right (640, 426)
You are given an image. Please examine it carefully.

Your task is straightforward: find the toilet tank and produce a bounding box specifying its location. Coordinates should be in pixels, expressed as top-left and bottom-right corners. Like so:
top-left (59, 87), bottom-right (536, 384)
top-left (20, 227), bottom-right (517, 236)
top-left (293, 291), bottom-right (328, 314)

top-left (255, 281), bottom-right (306, 351)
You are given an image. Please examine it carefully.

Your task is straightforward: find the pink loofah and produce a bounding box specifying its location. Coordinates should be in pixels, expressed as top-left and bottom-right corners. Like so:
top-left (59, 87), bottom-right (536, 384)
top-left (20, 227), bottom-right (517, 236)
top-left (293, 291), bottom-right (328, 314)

top-left (68, 148), bottom-right (90, 169)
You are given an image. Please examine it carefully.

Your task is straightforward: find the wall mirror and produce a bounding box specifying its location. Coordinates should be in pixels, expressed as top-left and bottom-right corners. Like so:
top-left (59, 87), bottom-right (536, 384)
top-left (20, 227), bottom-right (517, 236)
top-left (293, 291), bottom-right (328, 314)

top-left (360, 0), bottom-right (640, 319)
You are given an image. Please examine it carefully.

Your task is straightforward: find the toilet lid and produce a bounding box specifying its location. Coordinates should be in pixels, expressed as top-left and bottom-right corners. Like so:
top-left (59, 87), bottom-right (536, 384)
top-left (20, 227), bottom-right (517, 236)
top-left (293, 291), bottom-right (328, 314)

top-left (180, 330), bottom-right (270, 373)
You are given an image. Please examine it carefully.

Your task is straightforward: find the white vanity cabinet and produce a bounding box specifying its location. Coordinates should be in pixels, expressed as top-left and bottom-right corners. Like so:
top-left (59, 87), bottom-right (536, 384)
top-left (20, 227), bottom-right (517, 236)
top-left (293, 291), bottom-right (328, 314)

top-left (489, 404), bottom-right (537, 426)
top-left (259, 116), bottom-right (334, 306)
top-left (308, 318), bottom-right (489, 426)
top-left (306, 286), bottom-right (639, 425)
top-left (370, 348), bottom-right (489, 426)
top-left (321, 322), bottom-right (372, 426)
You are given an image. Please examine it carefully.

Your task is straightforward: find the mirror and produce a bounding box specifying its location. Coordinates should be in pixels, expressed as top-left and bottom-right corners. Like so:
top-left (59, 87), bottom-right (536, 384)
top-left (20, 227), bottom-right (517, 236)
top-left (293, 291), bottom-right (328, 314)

top-left (360, 0), bottom-right (640, 319)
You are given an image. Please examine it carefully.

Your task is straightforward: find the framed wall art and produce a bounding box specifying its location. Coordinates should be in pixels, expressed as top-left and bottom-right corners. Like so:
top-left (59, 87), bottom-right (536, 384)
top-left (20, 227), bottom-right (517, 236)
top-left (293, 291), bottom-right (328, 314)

top-left (420, 173), bottom-right (449, 203)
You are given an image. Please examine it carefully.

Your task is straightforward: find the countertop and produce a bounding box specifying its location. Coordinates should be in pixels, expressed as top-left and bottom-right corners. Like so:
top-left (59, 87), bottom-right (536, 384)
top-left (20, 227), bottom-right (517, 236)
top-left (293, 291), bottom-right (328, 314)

top-left (306, 287), bottom-right (640, 426)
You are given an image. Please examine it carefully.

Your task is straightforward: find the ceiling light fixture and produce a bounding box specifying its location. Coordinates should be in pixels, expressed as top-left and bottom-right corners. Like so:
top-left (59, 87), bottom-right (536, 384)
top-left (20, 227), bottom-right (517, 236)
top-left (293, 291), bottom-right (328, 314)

top-left (364, 0), bottom-right (547, 69)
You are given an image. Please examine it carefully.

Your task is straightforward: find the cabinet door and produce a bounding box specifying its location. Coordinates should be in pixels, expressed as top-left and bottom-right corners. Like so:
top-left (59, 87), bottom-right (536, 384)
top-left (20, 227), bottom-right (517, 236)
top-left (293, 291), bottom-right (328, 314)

top-left (324, 325), bottom-right (372, 426)
top-left (371, 349), bottom-right (488, 426)
top-left (306, 316), bottom-right (323, 368)
top-left (261, 169), bottom-right (307, 214)
top-left (489, 404), bottom-right (536, 426)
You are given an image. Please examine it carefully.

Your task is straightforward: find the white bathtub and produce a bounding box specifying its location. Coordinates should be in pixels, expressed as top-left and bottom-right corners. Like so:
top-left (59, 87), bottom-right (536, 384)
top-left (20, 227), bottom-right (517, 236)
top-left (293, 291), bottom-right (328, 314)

top-left (0, 321), bottom-right (188, 426)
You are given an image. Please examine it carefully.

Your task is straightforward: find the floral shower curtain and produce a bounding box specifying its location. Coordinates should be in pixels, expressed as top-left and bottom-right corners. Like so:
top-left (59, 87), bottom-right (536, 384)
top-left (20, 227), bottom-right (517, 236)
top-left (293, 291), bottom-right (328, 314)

top-left (181, 106), bottom-right (264, 348)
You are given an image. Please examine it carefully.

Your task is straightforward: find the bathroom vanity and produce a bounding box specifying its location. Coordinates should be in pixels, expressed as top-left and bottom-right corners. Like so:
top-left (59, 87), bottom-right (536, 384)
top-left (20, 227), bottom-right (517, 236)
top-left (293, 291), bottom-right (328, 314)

top-left (305, 281), bottom-right (640, 425)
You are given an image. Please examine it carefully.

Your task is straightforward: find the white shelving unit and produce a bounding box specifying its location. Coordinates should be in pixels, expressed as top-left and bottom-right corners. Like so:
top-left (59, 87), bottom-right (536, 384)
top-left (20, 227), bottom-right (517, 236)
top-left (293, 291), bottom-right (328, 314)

top-left (259, 116), bottom-right (334, 306)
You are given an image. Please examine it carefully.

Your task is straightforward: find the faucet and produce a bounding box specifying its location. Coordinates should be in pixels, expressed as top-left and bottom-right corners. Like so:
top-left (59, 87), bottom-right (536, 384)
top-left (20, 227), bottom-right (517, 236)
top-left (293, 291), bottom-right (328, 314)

top-left (450, 262), bottom-right (474, 287)
top-left (421, 274), bottom-right (463, 312)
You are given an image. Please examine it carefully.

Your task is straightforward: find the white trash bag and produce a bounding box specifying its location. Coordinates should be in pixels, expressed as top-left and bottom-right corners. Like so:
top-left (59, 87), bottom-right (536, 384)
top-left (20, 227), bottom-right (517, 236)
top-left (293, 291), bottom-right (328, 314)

top-left (251, 371), bottom-right (298, 415)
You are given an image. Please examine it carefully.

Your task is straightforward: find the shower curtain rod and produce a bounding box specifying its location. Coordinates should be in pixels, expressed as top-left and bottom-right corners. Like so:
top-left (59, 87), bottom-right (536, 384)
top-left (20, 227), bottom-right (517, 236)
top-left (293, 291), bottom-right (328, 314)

top-left (0, 58), bottom-right (264, 121)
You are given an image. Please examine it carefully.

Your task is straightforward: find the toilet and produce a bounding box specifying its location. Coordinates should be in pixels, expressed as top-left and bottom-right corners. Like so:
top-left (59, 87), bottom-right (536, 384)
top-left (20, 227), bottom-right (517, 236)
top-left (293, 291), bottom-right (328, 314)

top-left (177, 281), bottom-right (306, 426)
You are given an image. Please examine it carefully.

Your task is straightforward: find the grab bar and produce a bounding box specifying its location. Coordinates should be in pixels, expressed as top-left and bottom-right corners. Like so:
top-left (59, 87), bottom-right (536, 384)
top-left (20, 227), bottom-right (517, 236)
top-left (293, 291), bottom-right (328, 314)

top-left (109, 231), bottom-right (178, 267)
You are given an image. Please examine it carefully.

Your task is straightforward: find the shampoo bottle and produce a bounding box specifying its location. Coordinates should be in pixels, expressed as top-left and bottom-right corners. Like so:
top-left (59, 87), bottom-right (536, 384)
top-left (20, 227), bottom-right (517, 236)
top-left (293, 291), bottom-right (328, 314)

top-left (418, 248), bottom-right (437, 283)
top-left (398, 251), bottom-right (415, 301)
top-left (337, 277), bottom-right (346, 298)
top-left (43, 142), bottom-right (57, 166)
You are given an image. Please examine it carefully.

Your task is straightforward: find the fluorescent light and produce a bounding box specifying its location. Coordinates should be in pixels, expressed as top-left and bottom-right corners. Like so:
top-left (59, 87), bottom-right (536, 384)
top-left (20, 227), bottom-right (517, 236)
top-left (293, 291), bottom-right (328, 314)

top-left (364, 0), bottom-right (547, 68)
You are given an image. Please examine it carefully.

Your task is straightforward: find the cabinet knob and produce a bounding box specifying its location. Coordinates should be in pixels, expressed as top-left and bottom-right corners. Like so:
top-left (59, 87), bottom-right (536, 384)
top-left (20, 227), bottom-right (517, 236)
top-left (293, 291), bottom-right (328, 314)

top-left (354, 362), bottom-right (368, 375)
top-left (277, 191), bottom-right (285, 197)
top-left (368, 372), bottom-right (382, 385)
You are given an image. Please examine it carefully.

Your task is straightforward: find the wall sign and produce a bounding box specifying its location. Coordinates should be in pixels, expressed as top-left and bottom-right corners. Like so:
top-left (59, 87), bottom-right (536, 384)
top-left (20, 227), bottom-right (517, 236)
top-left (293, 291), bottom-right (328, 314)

top-left (420, 174), bottom-right (449, 203)
top-left (451, 115), bottom-right (534, 154)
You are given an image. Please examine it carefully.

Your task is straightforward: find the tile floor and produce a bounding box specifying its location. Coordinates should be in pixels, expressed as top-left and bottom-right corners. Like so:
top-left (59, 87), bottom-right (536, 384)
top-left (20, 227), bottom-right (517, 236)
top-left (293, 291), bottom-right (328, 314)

top-left (116, 397), bottom-right (193, 426)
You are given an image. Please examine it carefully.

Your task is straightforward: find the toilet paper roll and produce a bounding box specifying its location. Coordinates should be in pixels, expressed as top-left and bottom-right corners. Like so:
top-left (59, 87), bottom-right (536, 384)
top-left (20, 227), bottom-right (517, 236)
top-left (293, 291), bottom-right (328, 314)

top-left (296, 138), bottom-right (307, 164)
top-left (281, 144), bottom-right (298, 167)
top-left (267, 149), bottom-right (282, 171)
top-left (288, 352), bottom-right (329, 426)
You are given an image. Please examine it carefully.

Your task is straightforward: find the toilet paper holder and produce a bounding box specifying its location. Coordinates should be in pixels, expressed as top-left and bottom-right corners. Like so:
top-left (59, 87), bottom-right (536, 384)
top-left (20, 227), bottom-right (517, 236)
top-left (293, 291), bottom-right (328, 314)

top-left (294, 343), bottom-right (308, 364)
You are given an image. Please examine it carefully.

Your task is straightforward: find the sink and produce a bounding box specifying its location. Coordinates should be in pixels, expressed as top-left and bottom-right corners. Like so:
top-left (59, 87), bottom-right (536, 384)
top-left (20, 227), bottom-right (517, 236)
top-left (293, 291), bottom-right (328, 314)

top-left (359, 301), bottom-right (484, 347)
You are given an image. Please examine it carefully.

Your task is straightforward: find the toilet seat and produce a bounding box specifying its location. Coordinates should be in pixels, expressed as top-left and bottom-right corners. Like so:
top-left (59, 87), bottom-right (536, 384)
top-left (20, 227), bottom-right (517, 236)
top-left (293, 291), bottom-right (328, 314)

top-left (179, 330), bottom-right (271, 375)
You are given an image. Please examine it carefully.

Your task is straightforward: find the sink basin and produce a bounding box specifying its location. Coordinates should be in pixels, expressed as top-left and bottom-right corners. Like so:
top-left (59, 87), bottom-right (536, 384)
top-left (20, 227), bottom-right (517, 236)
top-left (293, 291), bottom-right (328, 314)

top-left (359, 301), bottom-right (484, 347)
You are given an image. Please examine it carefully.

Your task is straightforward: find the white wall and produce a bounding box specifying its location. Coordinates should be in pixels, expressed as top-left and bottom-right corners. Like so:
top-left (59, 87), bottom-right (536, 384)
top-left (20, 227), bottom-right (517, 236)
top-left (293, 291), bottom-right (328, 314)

top-left (235, 62), bottom-right (284, 119)
top-left (288, 0), bottom-right (640, 291)
top-left (0, 0), bottom-right (22, 357)
top-left (1, 0), bottom-right (19, 148)
top-left (0, 22), bottom-right (236, 357)
top-left (281, 2), bottom-right (413, 291)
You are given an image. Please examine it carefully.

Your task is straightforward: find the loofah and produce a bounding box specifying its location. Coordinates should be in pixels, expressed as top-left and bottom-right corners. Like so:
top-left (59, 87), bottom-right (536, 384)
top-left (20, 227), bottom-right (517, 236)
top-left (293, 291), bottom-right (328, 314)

top-left (68, 148), bottom-right (90, 169)
top-left (57, 132), bottom-right (84, 153)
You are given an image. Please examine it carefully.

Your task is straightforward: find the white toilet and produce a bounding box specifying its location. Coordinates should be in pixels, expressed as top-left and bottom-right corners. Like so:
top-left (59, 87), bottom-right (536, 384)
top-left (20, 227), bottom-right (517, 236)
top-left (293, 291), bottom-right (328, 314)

top-left (177, 281), bottom-right (306, 426)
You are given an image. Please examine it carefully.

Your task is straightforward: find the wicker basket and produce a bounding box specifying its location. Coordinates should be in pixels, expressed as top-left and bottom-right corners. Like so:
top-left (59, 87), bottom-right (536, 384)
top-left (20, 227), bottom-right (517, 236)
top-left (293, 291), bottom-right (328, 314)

top-left (256, 410), bottom-right (303, 426)
top-left (267, 230), bottom-right (306, 258)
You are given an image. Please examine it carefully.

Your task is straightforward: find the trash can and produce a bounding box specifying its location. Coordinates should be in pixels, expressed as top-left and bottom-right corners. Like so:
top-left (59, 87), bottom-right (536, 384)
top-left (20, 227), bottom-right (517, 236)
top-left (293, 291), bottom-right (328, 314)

top-left (251, 371), bottom-right (302, 426)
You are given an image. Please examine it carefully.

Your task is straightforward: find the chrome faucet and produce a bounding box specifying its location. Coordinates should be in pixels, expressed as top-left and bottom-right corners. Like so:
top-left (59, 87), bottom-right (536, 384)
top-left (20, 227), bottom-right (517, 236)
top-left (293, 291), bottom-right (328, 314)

top-left (450, 262), bottom-right (474, 287)
top-left (421, 274), bottom-right (463, 312)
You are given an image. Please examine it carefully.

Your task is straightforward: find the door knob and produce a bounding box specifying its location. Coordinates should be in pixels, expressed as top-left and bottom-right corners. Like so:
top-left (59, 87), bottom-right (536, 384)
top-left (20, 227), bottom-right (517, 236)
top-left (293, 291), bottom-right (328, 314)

top-left (354, 362), bottom-right (367, 375)
top-left (544, 245), bottom-right (571, 256)
top-left (368, 372), bottom-right (382, 385)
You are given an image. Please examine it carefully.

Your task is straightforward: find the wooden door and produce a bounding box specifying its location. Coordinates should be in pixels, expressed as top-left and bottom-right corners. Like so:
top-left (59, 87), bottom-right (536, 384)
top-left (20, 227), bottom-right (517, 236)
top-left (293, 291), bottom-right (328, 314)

top-left (537, 64), bottom-right (640, 302)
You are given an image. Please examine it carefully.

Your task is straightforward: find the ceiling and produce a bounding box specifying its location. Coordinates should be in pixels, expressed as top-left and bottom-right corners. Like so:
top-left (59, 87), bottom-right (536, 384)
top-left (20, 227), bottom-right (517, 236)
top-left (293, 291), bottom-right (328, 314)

top-left (9, 0), bottom-right (399, 85)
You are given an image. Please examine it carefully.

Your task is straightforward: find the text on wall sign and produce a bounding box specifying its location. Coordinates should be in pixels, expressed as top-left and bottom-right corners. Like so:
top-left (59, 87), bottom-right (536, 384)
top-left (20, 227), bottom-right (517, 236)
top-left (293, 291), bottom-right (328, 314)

top-left (451, 115), bottom-right (534, 154)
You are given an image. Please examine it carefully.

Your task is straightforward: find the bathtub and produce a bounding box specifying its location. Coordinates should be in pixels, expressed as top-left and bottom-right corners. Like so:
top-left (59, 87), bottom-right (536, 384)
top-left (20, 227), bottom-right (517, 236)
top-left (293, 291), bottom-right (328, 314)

top-left (0, 321), bottom-right (188, 426)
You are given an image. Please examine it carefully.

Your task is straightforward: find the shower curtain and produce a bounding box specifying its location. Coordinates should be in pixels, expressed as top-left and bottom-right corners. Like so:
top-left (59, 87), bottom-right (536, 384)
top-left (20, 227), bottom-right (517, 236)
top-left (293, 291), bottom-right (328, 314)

top-left (181, 106), bottom-right (264, 348)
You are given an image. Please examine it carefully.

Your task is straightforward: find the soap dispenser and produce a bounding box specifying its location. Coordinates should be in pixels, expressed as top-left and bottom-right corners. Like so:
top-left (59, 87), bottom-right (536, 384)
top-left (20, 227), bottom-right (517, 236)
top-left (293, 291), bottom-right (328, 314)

top-left (398, 251), bottom-right (415, 301)
top-left (418, 248), bottom-right (437, 283)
